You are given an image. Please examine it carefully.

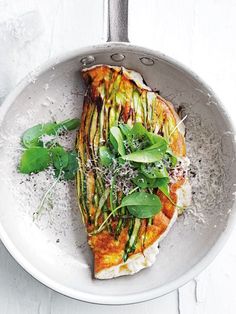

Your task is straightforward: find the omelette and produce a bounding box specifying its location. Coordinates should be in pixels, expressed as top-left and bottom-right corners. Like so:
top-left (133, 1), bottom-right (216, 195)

top-left (76, 65), bottom-right (191, 279)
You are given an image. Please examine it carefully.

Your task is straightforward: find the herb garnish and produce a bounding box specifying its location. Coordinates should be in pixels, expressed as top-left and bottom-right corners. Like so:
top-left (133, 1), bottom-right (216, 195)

top-left (122, 142), bottom-right (167, 163)
top-left (22, 118), bottom-right (80, 148)
top-left (90, 122), bottom-right (182, 234)
top-left (109, 126), bottom-right (126, 156)
top-left (19, 118), bottom-right (80, 180)
top-left (99, 146), bottom-right (113, 166)
top-left (122, 192), bottom-right (162, 218)
top-left (91, 191), bottom-right (162, 235)
top-left (19, 147), bottom-right (51, 174)
top-left (19, 118), bottom-right (80, 220)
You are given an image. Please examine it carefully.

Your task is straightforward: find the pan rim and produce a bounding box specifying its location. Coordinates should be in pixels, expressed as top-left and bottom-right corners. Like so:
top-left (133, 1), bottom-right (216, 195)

top-left (0, 42), bottom-right (236, 305)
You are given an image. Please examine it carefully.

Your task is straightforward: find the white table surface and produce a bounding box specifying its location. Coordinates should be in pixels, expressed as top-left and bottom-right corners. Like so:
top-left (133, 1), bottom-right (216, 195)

top-left (0, 0), bottom-right (236, 313)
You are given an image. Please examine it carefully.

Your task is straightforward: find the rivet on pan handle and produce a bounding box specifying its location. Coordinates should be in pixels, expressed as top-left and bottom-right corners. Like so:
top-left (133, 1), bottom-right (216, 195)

top-left (106, 0), bottom-right (129, 42)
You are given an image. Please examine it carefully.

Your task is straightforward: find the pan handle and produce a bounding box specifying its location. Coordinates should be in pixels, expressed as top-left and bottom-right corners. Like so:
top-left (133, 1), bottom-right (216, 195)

top-left (106, 0), bottom-right (129, 42)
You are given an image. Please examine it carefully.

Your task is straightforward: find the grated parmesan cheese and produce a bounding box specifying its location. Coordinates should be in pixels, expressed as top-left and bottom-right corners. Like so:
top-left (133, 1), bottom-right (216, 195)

top-left (182, 107), bottom-right (227, 226)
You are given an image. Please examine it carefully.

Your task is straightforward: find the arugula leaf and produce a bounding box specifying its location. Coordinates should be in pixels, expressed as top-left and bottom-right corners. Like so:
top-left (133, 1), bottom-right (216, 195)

top-left (122, 142), bottom-right (167, 163)
top-left (19, 147), bottom-right (51, 174)
top-left (132, 172), bottom-right (170, 190)
top-left (132, 173), bottom-right (151, 189)
top-left (122, 149), bottom-right (159, 163)
top-left (119, 123), bottom-right (132, 138)
top-left (99, 146), bottom-right (113, 166)
top-left (61, 151), bottom-right (78, 180)
top-left (130, 122), bottom-right (147, 138)
top-left (154, 177), bottom-right (170, 196)
top-left (128, 123), bottom-right (167, 147)
top-left (154, 177), bottom-right (185, 212)
top-left (128, 122), bottom-right (149, 151)
top-left (121, 192), bottom-right (162, 218)
top-left (144, 141), bottom-right (167, 152)
top-left (117, 157), bottom-right (126, 165)
top-left (59, 118), bottom-right (80, 131)
top-left (128, 205), bottom-right (161, 219)
top-left (19, 119), bottom-right (80, 181)
top-left (22, 123), bottom-right (58, 148)
top-left (93, 191), bottom-right (162, 234)
top-left (109, 126), bottom-right (126, 156)
top-left (22, 118), bottom-right (80, 148)
top-left (141, 162), bottom-right (169, 179)
top-left (50, 146), bottom-right (69, 170)
top-left (131, 174), bottom-right (172, 206)
top-left (147, 132), bottom-right (167, 146)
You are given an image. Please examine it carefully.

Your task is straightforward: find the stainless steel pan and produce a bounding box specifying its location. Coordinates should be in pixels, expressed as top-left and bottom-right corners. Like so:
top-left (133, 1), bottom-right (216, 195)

top-left (0, 0), bottom-right (235, 305)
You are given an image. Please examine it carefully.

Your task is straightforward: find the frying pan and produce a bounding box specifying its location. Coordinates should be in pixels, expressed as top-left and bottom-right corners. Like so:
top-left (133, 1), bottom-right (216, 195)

top-left (0, 0), bottom-right (236, 305)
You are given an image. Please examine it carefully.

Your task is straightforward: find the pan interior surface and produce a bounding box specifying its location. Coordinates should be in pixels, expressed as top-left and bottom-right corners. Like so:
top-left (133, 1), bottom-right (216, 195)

top-left (0, 44), bottom-right (235, 304)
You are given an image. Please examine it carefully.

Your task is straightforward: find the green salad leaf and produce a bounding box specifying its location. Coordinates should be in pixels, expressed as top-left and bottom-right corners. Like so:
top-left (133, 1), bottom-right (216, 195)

top-left (22, 118), bottom-right (80, 148)
top-left (19, 119), bottom-right (80, 181)
top-left (99, 146), bottom-right (113, 166)
top-left (50, 146), bottom-right (69, 170)
top-left (60, 150), bottom-right (78, 180)
top-left (109, 126), bottom-right (126, 156)
top-left (60, 118), bottom-right (80, 131)
top-left (132, 173), bottom-right (151, 189)
top-left (154, 177), bottom-right (170, 197)
top-left (22, 123), bottom-right (57, 148)
top-left (140, 162), bottom-right (169, 179)
top-left (119, 123), bottom-right (132, 138)
top-left (19, 147), bottom-right (51, 174)
top-left (128, 122), bottom-right (167, 147)
top-left (122, 142), bottom-right (167, 163)
top-left (132, 173), bottom-right (170, 191)
top-left (129, 122), bottom-right (147, 139)
top-left (121, 192), bottom-right (162, 218)
top-left (146, 132), bottom-right (167, 146)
